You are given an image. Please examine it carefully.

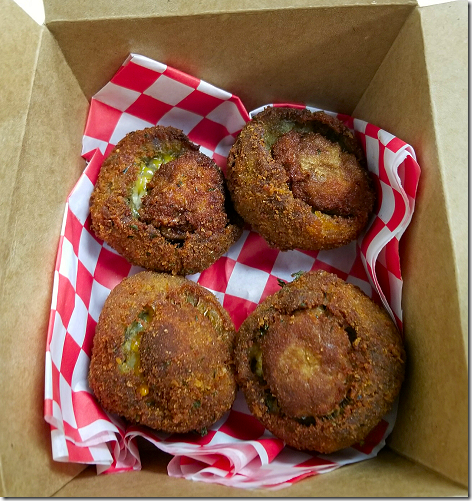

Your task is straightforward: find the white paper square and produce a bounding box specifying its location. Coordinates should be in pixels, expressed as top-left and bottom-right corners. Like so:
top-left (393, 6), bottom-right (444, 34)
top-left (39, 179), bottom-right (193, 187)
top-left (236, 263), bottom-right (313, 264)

top-left (89, 280), bottom-right (112, 322)
top-left (69, 175), bottom-right (94, 225)
top-left (59, 238), bottom-right (77, 289)
top-left (215, 135), bottom-right (237, 158)
top-left (206, 101), bottom-right (247, 134)
top-left (197, 80), bottom-right (232, 100)
top-left (157, 107), bottom-right (203, 135)
top-left (109, 113), bottom-right (154, 145)
top-left (316, 241), bottom-right (358, 274)
top-left (50, 313), bottom-right (67, 369)
top-left (225, 262), bottom-right (269, 303)
top-left (71, 349), bottom-right (91, 393)
top-left (144, 74), bottom-right (194, 105)
top-left (271, 250), bottom-right (316, 281)
top-left (78, 229), bottom-right (103, 276)
top-left (59, 373), bottom-right (77, 428)
top-left (378, 180), bottom-right (396, 225)
top-left (225, 230), bottom-right (250, 261)
top-left (94, 82), bottom-right (140, 111)
top-left (366, 135), bottom-right (380, 176)
top-left (67, 294), bottom-right (88, 348)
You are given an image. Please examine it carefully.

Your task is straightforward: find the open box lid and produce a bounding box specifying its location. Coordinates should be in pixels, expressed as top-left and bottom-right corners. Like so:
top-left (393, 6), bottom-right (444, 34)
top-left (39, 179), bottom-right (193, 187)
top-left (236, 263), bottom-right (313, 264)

top-left (0, 0), bottom-right (467, 496)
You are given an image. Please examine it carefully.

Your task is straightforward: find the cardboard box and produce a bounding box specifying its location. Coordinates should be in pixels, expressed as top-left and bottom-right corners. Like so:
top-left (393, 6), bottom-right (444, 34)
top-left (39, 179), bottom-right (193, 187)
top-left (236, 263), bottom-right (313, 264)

top-left (0, 0), bottom-right (467, 496)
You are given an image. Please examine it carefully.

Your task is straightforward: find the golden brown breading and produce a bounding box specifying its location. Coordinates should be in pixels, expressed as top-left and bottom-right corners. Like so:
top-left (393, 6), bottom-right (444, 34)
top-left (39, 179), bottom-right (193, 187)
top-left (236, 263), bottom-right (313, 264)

top-left (90, 126), bottom-right (242, 275)
top-left (235, 270), bottom-right (405, 453)
top-left (88, 271), bottom-right (237, 434)
top-left (226, 107), bottom-right (375, 251)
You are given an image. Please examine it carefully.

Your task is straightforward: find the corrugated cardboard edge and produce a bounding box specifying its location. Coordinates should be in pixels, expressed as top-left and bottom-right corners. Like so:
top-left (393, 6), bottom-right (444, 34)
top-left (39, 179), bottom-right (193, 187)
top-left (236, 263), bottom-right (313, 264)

top-left (354, 0), bottom-right (468, 488)
top-left (0, 1), bottom-right (89, 496)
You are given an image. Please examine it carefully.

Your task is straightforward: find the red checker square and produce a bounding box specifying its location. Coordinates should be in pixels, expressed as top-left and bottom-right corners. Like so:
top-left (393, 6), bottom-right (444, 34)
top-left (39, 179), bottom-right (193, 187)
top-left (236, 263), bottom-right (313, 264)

top-left (66, 440), bottom-right (95, 463)
top-left (360, 217), bottom-right (385, 253)
top-left (384, 238), bottom-right (401, 279)
top-left (125, 94), bottom-right (173, 125)
top-left (385, 135), bottom-right (406, 154)
top-left (83, 215), bottom-right (102, 244)
top-left (60, 332), bottom-right (82, 386)
top-left (64, 210), bottom-right (83, 257)
top-left (187, 118), bottom-right (229, 152)
top-left (177, 90), bottom-right (225, 117)
top-left (260, 274), bottom-right (284, 303)
top-left (386, 190), bottom-right (406, 231)
top-left (165, 429), bottom-right (217, 446)
top-left (337, 113), bottom-right (355, 130)
top-left (83, 149), bottom-right (105, 185)
top-left (163, 66), bottom-right (200, 90)
top-left (311, 261), bottom-right (348, 281)
top-left (223, 294), bottom-right (258, 330)
top-left (73, 390), bottom-right (109, 429)
top-left (378, 148), bottom-right (391, 186)
top-left (399, 156), bottom-right (421, 200)
top-left (296, 248), bottom-right (319, 260)
top-left (104, 143), bottom-right (116, 156)
top-left (51, 356), bottom-right (61, 403)
top-left (348, 253), bottom-right (370, 283)
top-left (212, 152), bottom-right (227, 172)
top-left (258, 438), bottom-right (285, 463)
top-left (82, 314), bottom-right (97, 358)
top-left (352, 419), bottom-right (389, 455)
top-left (198, 257), bottom-right (236, 293)
top-left (84, 100), bottom-right (123, 143)
top-left (236, 232), bottom-right (279, 274)
top-left (364, 122), bottom-right (380, 139)
top-left (218, 409), bottom-right (266, 440)
top-left (287, 471), bottom-right (319, 486)
top-left (93, 247), bottom-right (132, 290)
top-left (56, 275), bottom-right (77, 329)
top-left (111, 61), bottom-right (161, 93)
top-left (63, 420), bottom-right (82, 443)
top-left (76, 261), bottom-right (94, 309)
top-left (295, 455), bottom-right (337, 469)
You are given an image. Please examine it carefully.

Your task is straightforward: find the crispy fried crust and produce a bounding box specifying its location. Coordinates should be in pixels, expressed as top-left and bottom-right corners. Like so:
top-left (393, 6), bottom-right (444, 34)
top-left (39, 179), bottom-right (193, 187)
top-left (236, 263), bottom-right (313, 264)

top-left (88, 271), bottom-right (237, 433)
top-left (235, 270), bottom-right (405, 453)
top-left (90, 126), bottom-right (242, 275)
top-left (227, 107), bottom-right (375, 251)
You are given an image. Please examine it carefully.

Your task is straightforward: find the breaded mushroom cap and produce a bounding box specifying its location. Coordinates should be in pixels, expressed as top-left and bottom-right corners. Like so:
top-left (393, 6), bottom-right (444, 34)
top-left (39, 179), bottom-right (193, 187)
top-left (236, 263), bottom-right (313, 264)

top-left (235, 270), bottom-right (405, 453)
top-left (90, 126), bottom-right (242, 275)
top-left (88, 271), bottom-right (237, 434)
top-left (227, 107), bottom-right (375, 251)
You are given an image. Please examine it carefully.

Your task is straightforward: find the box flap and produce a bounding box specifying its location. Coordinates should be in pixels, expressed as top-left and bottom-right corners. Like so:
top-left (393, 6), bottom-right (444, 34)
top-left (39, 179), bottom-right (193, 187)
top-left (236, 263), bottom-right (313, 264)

top-left (53, 446), bottom-right (467, 497)
top-left (354, 0), bottom-right (468, 487)
top-left (43, 1), bottom-right (415, 112)
top-left (0, 1), bottom-right (89, 496)
top-left (43, 0), bottom-right (417, 22)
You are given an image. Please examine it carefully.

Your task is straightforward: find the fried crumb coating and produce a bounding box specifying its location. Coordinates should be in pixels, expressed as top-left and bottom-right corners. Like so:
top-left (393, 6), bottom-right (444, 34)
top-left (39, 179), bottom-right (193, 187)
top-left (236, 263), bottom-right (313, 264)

top-left (235, 270), bottom-right (405, 453)
top-left (90, 126), bottom-right (242, 275)
top-left (227, 107), bottom-right (375, 251)
top-left (88, 271), bottom-right (237, 434)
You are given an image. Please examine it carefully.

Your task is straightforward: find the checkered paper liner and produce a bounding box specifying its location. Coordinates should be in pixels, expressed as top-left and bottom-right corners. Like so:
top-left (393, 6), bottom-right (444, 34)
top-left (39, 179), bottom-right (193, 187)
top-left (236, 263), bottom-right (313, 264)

top-left (44, 54), bottom-right (421, 489)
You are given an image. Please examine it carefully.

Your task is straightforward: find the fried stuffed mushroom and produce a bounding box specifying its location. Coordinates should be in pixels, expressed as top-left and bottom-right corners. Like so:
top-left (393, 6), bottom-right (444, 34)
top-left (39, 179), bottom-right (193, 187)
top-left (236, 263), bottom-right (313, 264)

top-left (227, 107), bottom-right (375, 251)
top-left (90, 126), bottom-right (242, 275)
top-left (235, 270), bottom-right (405, 453)
top-left (88, 271), bottom-right (237, 434)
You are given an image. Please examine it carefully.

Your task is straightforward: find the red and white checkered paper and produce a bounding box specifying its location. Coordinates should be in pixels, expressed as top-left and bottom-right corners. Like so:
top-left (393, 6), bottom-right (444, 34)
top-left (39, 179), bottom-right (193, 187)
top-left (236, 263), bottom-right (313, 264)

top-left (44, 54), bottom-right (421, 489)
